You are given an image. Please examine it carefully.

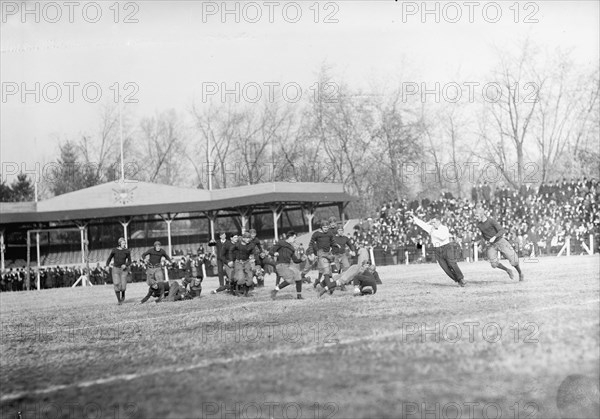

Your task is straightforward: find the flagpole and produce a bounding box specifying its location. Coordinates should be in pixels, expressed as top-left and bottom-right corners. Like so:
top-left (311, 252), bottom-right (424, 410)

top-left (119, 96), bottom-right (125, 183)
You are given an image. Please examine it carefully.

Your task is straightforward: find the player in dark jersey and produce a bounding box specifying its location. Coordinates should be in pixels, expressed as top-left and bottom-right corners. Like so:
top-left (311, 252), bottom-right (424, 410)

top-left (231, 232), bottom-right (258, 297)
top-left (332, 225), bottom-right (356, 274)
top-left (181, 276), bottom-right (202, 299)
top-left (140, 280), bottom-right (185, 303)
top-left (141, 241), bottom-right (172, 287)
top-left (352, 262), bottom-right (380, 296)
top-left (475, 208), bottom-right (524, 281)
top-left (270, 231), bottom-right (307, 300)
top-left (212, 234), bottom-right (239, 295)
top-left (307, 220), bottom-right (340, 297)
top-left (106, 237), bottom-right (131, 305)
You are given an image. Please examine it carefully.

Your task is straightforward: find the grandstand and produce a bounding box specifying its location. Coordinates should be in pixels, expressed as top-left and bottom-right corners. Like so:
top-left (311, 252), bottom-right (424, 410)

top-left (0, 180), bottom-right (357, 288)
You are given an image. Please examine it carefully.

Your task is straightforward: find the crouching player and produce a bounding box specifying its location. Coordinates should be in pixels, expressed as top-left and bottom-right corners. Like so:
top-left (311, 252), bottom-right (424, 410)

top-left (270, 231), bottom-right (307, 300)
top-left (181, 276), bottom-right (202, 299)
top-left (140, 280), bottom-right (186, 303)
top-left (352, 262), bottom-right (380, 296)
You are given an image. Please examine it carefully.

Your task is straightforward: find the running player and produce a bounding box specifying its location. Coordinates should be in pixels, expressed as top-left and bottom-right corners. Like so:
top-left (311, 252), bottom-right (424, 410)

top-left (270, 231), bottom-right (307, 300)
top-left (474, 208), bottom-right (524, 281)
top-left (332, 225), bottom-right (356, 274)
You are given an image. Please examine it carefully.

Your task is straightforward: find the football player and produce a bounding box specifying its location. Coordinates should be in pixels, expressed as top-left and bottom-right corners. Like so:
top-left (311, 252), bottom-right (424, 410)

top-left (270, 231), bottom-right (308, 300)
top-left (474, 208), bottom-right (524, 281)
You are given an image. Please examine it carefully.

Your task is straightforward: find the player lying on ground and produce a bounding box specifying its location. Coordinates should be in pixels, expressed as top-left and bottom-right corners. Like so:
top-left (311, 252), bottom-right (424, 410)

top-left (407, 211), bottom-right (466, 287)
top-left (352, 262), bottom-right (380, 296)
top-left (181, 276), bottom-right (202, 299)
top-left (106, 237), bottom-right (131, 305)
top-left (319, 248), bottom-right (382, 295)
top-left (270, 230), bottom-right (308, 300)
top-left (140, 280), bottom-right (186, 303)
top-left (474, 207), bottom-right (524, 282)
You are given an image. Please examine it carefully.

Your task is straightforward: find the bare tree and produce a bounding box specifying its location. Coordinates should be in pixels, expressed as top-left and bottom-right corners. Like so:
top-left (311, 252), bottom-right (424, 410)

top-left (137, 109), bottom-right (187, 185)
top-left (479, 40), bottom-right (540, 189)
top-left (535, 60), bottom-right (599, 182)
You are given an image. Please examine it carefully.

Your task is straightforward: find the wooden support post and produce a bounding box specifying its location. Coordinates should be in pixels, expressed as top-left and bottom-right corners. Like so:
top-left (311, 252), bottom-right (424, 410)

top-left (26, 231), bottom-right (31, 290)
top-left (237, 207), bottom-right (252, 234)
top-left (271, 204), bottom-right (284, 241)
top-left (303, 203), bottom-right (317, 233)
top-left (36, 231), bottom-right (41, 291)
top-left (204, 211), bottom-right (219, 249)
top-left (72, 222), bottom-right (93, 287)
top-left (474, 242), bottom-right (478, 262)
top-left (159, 213), bottom-right (178, 258)
top-left (119, 217), bottom-right (132, 248)
top-left (0, 229), bottom-right (5, 273)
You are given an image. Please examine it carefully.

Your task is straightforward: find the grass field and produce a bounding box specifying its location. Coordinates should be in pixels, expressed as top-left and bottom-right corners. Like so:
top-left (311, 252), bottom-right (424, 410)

top-left (1, 255), bottom-right (599, 419)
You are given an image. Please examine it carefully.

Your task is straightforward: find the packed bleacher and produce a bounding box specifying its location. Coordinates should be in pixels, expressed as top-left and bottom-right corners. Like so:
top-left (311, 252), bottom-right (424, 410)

top-left (0, 252), bottom-right (218, 292)
top-left (353, 177), bottom-right (599, 264)
top-left (2, 177), bottom-right (597, 291)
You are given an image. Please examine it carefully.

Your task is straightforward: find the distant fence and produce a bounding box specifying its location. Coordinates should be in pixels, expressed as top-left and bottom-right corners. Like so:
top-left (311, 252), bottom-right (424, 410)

top-left (369, 234), bottom-right (597, 266)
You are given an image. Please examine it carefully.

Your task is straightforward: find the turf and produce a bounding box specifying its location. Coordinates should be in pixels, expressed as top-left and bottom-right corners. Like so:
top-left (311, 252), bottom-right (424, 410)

top-left (1, 255), bottom-right (598, 419)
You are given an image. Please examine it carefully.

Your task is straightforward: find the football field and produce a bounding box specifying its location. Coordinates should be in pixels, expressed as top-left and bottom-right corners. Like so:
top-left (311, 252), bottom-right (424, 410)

top-left (1, 255), bottom-right (598, 419)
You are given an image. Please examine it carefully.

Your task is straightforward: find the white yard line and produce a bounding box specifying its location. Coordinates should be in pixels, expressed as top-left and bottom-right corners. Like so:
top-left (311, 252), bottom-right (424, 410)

top-left (1, 298), bottom-right (598, 403)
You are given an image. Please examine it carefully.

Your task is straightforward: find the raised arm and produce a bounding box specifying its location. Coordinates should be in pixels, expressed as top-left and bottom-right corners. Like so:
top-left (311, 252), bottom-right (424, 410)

top-left (411, 215), bottom-right (433, 235)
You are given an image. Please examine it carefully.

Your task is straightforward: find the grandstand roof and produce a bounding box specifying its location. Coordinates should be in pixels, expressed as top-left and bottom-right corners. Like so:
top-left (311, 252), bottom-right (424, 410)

top-left (0, 181), bottom-right (356, 225)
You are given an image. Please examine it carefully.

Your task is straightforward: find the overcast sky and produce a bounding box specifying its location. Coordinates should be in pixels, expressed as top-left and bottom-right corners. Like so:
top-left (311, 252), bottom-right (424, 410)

top-left (1, 0), bottom-right (598, 174)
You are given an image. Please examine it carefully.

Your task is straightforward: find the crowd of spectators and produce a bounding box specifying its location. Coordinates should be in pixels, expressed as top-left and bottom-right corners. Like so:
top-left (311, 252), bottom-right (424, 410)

top-left (354, 177), bottom-right (599, 264)
top-left (2, 177), bottom-right (597, 290)
top-left (0, 252), bottom-right (218, 292)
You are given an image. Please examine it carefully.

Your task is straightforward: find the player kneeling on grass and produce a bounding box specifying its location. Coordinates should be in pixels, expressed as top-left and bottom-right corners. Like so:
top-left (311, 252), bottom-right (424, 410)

top-left (141, 280), bottom-right (186, 303)
top-left (474, 208), bottom-right (524, 282)
top-left (270, 231), bottom-right (308, 300)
